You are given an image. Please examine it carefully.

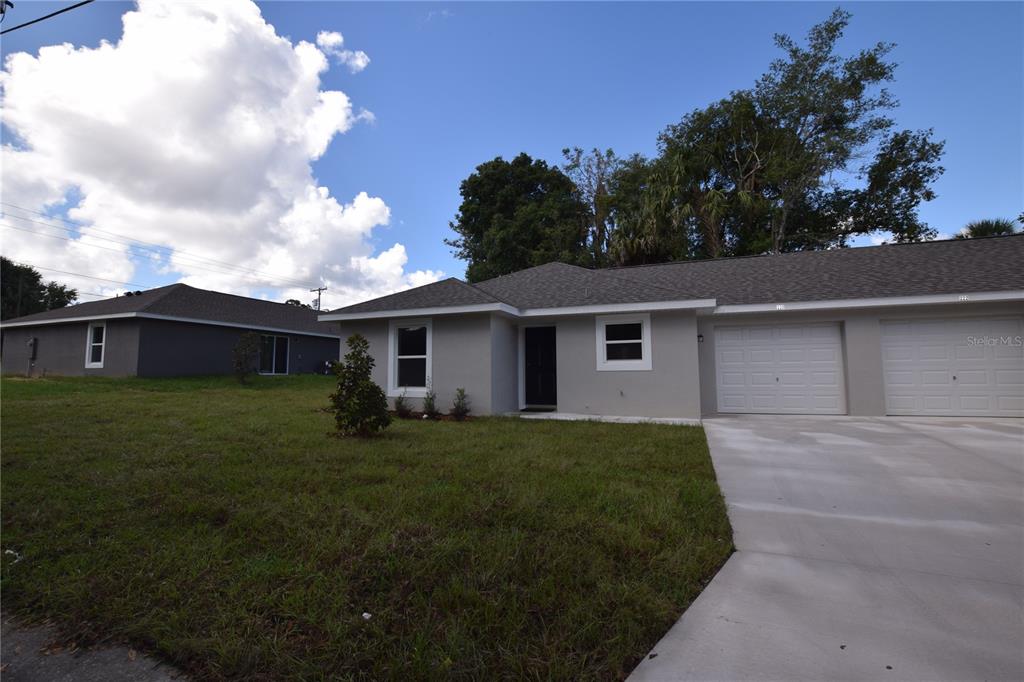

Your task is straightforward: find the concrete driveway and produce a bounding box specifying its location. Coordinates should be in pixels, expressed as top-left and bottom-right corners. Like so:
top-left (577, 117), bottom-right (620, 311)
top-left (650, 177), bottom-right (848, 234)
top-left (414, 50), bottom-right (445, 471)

top-left (630, 416), bottom-right (1024, 681)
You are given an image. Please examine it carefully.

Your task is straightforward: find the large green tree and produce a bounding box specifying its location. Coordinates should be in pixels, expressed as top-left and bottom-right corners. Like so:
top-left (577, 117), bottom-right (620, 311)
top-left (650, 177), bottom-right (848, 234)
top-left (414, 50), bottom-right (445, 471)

top-left (954, 218), bottom-right (1020, 239)
top-left (610, 8), bottom-right (945, 263)
top-left (1, 257), bottom-right (78, 320)
top-left (446, 154), bottom-right (588, 282)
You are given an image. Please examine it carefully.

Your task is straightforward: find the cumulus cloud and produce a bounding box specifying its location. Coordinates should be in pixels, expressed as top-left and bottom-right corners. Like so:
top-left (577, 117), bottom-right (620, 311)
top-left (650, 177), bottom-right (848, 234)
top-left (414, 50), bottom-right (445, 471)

top-left (316, 30), bottom-right (370, 74)
top-left (0, 0), bottom-right (437, 310)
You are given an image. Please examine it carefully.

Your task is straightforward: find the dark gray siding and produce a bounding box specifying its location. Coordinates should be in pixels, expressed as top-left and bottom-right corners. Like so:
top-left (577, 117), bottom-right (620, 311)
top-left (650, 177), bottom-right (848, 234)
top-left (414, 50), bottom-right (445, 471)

top-left (1, 320), bottom-right (140, 377)
top-left (136, 319), bottom-right (337, 377)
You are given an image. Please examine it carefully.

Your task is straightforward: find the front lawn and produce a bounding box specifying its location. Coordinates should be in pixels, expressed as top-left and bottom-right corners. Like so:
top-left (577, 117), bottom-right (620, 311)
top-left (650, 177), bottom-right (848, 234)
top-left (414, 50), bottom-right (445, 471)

top-left (0, 375), bottom-right (732, 680)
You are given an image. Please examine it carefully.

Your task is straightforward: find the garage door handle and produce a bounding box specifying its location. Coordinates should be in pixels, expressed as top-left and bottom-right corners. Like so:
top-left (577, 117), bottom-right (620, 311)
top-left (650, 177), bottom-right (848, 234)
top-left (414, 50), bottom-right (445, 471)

top-left (953, 375), bottom-right (957, 381)
top-left (775, 377), bottom-right (779, 382)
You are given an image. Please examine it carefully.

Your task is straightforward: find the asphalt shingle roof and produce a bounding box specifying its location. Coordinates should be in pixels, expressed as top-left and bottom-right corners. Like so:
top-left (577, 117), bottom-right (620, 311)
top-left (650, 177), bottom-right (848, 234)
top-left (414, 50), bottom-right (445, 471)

top-left (3, 283), bottom-right (337, 335)
top-left (327, 234), bottom-right (1024, 314)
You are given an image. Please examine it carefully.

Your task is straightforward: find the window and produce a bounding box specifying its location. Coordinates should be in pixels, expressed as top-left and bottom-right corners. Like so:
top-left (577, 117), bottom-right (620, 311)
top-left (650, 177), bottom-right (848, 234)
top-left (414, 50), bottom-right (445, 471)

top-left (388, 319), bottom-right (432, 397)
top-left (85, 322), bottom-right (105, 368)
top-left (596, 313), bottom-right (652, 371)
top-left (259, 335), bottom-right (289, 374)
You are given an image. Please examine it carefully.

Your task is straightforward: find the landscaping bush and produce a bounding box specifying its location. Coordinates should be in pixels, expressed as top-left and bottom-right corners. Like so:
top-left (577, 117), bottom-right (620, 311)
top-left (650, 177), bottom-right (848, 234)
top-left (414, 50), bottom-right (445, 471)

top-left (422, 386), bottom-right (440, 420)
top-left (329, 334), bottom-right (391, 437)
top-left (393, 392), bottom-right (413, 419)
top-left (451, 387), bottom-right (471, 421)
top-left (232, 331), bottom-right (261, 383)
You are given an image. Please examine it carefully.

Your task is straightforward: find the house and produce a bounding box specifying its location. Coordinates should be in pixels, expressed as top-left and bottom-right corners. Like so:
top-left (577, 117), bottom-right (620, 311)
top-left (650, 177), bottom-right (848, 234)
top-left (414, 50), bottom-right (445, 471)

top-left (1, 284), bottom-right (339, 377)
top-left (319, 235), bottom-right (1024, 419)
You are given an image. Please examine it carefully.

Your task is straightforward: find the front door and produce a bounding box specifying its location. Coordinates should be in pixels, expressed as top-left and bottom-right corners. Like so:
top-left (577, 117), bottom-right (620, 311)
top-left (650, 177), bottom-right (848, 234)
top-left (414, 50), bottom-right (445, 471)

top-left (524, 326), bottom-right (557, 407)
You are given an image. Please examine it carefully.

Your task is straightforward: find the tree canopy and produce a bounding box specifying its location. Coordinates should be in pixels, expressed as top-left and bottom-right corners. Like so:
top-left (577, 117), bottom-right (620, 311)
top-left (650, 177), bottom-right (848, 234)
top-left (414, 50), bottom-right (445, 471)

top-left (954, 218), bottom-right (1020, 239)
top-left (1, 257), bottom-right (78, 320)
top-left (449, 9), bottom-right (949, 275)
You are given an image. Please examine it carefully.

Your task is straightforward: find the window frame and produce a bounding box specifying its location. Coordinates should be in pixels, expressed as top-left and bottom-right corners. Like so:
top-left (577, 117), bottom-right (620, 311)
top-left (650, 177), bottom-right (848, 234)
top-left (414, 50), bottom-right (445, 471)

top-left (258, 334), bottom-right (290, 375)
top-left (595, 313), bottom-right (652, 371)
top-left (388, 318), bottom-right (432, 397)
top-left (84, 321), bottom-right (106, 369)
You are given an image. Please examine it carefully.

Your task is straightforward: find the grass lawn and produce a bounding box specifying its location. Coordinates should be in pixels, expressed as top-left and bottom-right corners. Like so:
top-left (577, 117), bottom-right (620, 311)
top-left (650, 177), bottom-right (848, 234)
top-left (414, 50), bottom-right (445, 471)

top-left (1, 375), bottom-right (732, 680)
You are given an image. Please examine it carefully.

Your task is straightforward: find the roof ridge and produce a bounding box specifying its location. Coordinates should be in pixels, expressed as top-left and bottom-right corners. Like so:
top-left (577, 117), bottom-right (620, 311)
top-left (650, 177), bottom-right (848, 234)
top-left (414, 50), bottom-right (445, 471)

top-left (137, 282), bottom-right (189, 312)
top-left (604, 232), bottom-right (1024, 272)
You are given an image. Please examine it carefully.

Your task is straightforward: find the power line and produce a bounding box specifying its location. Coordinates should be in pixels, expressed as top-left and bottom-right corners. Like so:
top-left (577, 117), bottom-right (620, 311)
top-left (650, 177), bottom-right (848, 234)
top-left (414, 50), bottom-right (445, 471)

top-left (23, 264), bottom-right (147, 289)
top-left (0, 0), bottom-right (94, 35)
top-left (1, 203), bottom-right (320, 289)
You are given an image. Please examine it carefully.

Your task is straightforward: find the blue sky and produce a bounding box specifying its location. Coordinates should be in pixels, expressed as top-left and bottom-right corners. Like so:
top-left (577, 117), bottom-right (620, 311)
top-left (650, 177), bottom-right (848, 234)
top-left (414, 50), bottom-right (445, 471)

top-left (1, 1), bottom-right (1021, 301)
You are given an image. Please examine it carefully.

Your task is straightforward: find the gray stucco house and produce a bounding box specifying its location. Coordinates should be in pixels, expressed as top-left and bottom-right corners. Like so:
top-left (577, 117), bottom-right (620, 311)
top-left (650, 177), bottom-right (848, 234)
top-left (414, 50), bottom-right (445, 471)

top-left (1, 284), bottom-right (339, 377)
top-left (320, 236), bottom-right (1024, 419)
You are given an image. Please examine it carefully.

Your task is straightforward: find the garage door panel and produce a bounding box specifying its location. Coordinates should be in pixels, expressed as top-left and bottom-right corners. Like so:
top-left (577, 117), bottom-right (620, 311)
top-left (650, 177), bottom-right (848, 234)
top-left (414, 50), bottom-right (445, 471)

top-left (882, 316), bottom-right (1024, 417)
top-left (716, 323), bottom-right (846, 415)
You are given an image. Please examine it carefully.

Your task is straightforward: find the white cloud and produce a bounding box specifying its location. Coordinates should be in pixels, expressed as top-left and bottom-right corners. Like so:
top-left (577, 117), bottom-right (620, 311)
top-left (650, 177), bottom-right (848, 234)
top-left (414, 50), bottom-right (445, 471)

top-left (315, 30), bottom-right (370, 74)
top-left (1, 0), bottom-right (436, 311)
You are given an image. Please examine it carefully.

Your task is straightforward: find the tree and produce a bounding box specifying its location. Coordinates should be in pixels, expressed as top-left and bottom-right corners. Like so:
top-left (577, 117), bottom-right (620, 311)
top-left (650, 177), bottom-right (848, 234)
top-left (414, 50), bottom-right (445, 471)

top-left (954, 219), bottom-right (1020, 239)
top-left (1, 257), bottom-right (78, 320)
top-left (232, 331), bottom-right (261, 384)
top-left (562, 147), bottom-right (623, 267)
top-left (330, 334), bottom-right (391, 437)
top-left (608, 9), bottom-right (944, 264)
top-left (285, 299), bottom-right (313, 309)
top-left (446, 153), bottom-right (589, 282)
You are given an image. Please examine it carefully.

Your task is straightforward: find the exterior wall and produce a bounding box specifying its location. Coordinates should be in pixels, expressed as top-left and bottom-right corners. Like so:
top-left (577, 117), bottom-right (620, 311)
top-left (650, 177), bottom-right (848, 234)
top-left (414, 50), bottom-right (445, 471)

top-left (337, 313), bottom-right (495, 414)
top-left (136, 319), bottom-right (337, 377)
top-left (1, 320), bottom-right (140, 377)
top-left (546, 310), bottom-right (702, 419)
top-left (697, 301), bottom-right (1024, 416)
top-left (489, 314), bottom-right (519, 414)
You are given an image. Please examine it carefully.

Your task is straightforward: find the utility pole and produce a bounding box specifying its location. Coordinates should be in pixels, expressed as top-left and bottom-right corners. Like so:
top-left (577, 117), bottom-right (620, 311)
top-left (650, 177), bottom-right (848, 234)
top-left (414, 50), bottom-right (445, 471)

top-left (310, 286), bottom-right (327, 311)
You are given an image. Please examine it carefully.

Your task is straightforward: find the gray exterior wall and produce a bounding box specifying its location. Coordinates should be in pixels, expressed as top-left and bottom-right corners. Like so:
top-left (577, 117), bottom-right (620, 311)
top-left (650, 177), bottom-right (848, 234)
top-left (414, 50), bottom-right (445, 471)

top-left (545, 310), bottom-right (702, 419)
top-left (1, 319), bottom-right (140, 377)
top-left (697, 301), bottom-right (1024, 417)
top-left (338, 313), bottom-right (497, 414)
top-left (490, 315), bottom-right (519, 414)
top-left (136, 319), bottom-right (337, 377)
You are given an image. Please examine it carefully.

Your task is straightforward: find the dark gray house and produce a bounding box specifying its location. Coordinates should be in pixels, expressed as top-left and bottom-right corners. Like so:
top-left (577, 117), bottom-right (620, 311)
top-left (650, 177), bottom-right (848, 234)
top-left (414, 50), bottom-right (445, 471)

top-left (1, 284), bottom-right (339, 377)
top-left (319, 236), bottom-right (1024, 419)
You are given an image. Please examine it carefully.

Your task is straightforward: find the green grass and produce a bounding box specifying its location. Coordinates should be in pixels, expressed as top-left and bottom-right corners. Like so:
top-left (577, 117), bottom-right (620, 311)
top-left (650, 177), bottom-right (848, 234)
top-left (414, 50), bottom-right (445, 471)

top-left (1, 375), bottom-right (732, 680)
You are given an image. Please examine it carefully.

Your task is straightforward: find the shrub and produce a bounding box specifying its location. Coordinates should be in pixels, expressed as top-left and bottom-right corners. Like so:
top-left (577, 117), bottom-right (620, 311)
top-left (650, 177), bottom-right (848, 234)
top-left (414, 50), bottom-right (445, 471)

top-left (450, 387), bottom-right (470, 421)
top-left (232, 331), bottom-right (261, 383)
top-left (329, 334), bottom-right (391, 437)
top-left (393, 392), bottom-right (413, 419)
top-left (422, 386), bottom-right (440, 420)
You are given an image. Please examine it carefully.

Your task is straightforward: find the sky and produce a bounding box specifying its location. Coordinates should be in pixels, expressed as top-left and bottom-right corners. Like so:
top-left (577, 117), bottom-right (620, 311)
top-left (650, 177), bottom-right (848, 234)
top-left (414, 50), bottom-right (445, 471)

top-left (1, 1), bottom-right (1021, 310)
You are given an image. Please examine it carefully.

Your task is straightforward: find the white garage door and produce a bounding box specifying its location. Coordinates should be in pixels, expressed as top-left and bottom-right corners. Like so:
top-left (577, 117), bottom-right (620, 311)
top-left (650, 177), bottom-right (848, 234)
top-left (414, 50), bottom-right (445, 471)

top-left (881, 317), bottom-right (1024, 417)
top-left (716, 323), bottom-right (846, 414)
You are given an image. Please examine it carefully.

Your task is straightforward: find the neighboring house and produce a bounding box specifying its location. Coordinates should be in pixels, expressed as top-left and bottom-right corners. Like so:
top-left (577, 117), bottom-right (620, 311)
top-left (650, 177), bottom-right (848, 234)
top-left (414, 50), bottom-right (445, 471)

top-left (320, 236), bottom-right (1024, 419)
top-left (1, 284), bottom-right (339, 377)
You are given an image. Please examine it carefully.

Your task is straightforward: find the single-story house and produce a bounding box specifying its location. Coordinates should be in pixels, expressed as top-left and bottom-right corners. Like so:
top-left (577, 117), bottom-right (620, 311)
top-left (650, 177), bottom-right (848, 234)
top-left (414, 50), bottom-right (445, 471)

top-left (1, 284), bottom-right (339, 377)
top-left (320, 235), bottom-right (1024, 419)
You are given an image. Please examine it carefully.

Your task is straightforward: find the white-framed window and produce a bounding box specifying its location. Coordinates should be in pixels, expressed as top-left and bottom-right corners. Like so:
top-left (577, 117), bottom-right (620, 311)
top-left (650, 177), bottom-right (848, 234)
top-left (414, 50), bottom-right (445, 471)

top-left (388, 318), bottom-right (432, 397)
top-left (85, 321), bottom-right (106, 368)
top-left (595, 313), bottom-right (652, 371)
top-left (259, 335), bottom-right (289, 375)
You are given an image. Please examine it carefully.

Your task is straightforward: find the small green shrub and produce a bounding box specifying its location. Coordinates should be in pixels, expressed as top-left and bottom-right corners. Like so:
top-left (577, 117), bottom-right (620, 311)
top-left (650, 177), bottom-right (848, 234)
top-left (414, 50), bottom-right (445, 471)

top-left (329, 334), bottom-right (391, 437)
top-left (232, 331), bottom-right (261, 383)
top-left (450, 387), bottom-right (471, 421)
top-left (422, 387), bottom-right (440, 420)
top-left (393, 392), bottom-right (413, 419)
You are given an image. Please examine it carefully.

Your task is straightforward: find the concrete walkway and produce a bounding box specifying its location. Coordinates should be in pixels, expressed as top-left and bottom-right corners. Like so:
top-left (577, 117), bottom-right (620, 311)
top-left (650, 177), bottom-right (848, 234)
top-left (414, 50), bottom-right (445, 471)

top-left (1, 614), bottom-right (181, 681)
top-left (630, 416), bottom-right (1024, 681)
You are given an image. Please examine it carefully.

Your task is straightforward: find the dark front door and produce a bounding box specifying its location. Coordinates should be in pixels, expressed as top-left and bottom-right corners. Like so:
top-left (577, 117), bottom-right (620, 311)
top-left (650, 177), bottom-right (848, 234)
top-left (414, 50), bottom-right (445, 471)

top-left (524, 326), bottom-right (557, 407)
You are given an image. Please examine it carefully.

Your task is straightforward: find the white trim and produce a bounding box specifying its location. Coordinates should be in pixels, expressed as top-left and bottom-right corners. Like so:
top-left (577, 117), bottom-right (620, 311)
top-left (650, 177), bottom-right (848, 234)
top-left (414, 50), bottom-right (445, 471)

top-left (595, 313), bottom-right (652, 371)
top-left (519, 299), bottom-right (717, 317)
top-left (84, 321), bottom-right (106, 369)
top-left (0, 311), bottom-right (339, 338)
top-left (387, 318), bottom-right (432, 398)
top-left (714, 290), bottom-right (1024, 315)
top-left (321, 303), bottom-right (517, 322)
top-left (2, 312), bottom-right (138, 328)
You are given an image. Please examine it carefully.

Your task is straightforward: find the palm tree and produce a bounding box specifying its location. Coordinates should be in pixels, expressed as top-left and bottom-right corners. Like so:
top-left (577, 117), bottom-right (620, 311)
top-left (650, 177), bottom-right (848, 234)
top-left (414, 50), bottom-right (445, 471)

top-left (954, 218), bottom-right (1020, 239)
